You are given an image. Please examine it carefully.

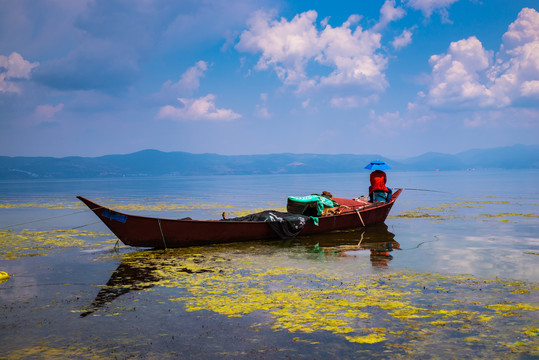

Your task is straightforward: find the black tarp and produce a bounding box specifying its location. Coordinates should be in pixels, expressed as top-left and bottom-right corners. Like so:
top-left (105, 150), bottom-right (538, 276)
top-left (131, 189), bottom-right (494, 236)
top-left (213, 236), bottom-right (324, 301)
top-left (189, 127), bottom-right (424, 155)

top-left (222, 210), bottom-right (311, 239)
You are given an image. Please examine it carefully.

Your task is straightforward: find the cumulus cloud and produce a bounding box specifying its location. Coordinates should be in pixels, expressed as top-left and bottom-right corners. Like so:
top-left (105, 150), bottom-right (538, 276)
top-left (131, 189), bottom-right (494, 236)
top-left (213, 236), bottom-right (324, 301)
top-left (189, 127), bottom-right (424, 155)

top-left (236, 10), bottom-right (321, 87)
top-left (392, 29), bottom-right (414, 50)
top-left (236, 10), bottom-right (388, 93)
top-left (373, 0), bottom-right (406, 31)
top-left (0, 52), bottom-right (39, 94)
top-left (423, 8), bottom-right (539, 110)
top-left (158, 94), bottom-right (241, 121)
top-left (490, 8), bottom-right (539, 102)
top-left (407, 0), bottom-right (460, 21)
top-left (163, 61), bottom-right (209, 95)
top-left (427, 36), bottom-right (495, 108)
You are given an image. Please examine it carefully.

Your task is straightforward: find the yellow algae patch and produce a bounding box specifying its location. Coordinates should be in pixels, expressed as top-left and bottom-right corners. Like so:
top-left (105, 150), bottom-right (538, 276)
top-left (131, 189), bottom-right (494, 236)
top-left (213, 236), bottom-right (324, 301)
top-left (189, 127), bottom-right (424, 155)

top-left (479, 213), bottom-right (538, 219)
top-left (485, 302), bottom-right (539, 313)
top-left (511, 289), bottom-right (530, 294)
top-left (390, 201), bottom-right (535, 222)
top-left (0, 199), bottom-right (235, 213)
top-left (4, 345), bottom-right (110, 359)
top-left (0, 229), bottom-right (104, 260)
top-left (0, 201), bottom-right (83, 209)
top-left (389, 306), bottom-right (431, 319)
top-left (82, 248), bottom-right (539, 350)
top-left (346, 333), bottom-right (387, 344)
top-left (522, 326), bottom-right (539, 337)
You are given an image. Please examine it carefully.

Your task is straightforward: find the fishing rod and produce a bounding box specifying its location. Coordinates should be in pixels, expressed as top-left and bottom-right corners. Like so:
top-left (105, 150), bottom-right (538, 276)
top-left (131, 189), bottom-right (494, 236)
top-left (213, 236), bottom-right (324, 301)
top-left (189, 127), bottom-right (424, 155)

top-left (398, 188), bottom-right (449, 194)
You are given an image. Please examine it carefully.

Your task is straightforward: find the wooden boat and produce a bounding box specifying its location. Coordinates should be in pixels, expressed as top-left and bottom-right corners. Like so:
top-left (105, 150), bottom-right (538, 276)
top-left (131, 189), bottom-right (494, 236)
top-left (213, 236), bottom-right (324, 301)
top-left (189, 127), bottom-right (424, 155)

top-left (77, 189), bottom-right (402, 248)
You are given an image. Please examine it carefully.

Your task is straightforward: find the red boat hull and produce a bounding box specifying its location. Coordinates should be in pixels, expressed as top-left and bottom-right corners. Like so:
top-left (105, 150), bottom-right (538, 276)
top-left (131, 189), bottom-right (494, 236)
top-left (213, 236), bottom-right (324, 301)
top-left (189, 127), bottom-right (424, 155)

top-left (77, 189), bottom-right (401, 248)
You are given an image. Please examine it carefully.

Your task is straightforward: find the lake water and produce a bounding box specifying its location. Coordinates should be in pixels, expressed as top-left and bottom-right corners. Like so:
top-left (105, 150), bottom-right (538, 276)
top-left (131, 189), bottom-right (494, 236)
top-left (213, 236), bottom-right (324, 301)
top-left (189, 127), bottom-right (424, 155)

top-left (0, 170), bottom-right (538, 359)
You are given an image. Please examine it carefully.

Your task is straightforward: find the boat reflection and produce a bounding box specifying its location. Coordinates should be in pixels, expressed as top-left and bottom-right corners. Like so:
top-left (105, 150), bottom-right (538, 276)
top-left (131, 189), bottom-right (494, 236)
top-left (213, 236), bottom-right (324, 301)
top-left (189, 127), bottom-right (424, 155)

top-left (80, 257), bottom-right (160, 317)
top-left (81, 251), bottom-right (216, 317)
top-left (299, 224), bottom-right (401, 267)
top-left (81, 225), bottom-right (399, 316)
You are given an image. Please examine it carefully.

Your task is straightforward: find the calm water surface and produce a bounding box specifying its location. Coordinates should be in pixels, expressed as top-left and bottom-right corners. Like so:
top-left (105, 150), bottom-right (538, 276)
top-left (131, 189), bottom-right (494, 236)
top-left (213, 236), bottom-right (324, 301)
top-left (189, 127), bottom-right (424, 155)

top-left (0, 170), bottom-right (538, 359)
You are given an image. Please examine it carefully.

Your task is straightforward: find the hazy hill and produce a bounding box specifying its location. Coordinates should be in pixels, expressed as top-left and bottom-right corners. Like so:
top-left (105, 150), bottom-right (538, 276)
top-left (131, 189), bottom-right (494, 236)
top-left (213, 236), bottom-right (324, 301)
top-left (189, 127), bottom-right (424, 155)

top-left (401, 144), bottom-right (539, 171)
top-left (0, 144), bottom-right (537, 179)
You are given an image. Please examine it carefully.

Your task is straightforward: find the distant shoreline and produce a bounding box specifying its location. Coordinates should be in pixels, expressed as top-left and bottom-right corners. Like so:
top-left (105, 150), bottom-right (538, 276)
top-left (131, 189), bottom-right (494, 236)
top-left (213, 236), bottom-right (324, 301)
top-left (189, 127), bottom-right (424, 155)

top-left (0, 144), bottom-right (537, 180)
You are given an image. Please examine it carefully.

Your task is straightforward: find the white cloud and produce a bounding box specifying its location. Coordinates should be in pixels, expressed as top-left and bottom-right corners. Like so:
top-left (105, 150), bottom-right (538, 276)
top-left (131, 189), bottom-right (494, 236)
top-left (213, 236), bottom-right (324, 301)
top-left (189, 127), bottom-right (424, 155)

top-left (236, 10), bottom-right (320, 86)
top-left (366, 111), bottom-right (408, 136)
top-left (35, 104), bottom-right (64, 118)
top-left (0, 73), bottom-right (20, 94)
top-left (490, 7), bottom-right (539, 101)
top-left (392, 29), bottom-right (413, 50)
top-left (174, 61), bottom-right (208, 93)
top-left (0, 52), bottom-right (39, 94)
top-left (255, 92), bottom-right (270, 118)
top-left (407, 0), bottom-right (460, 20)
top-left (330, 94), bottom-right (378, 109)
top-left (423, 7), bottom-right (539, 110)
top-left (330, 96), bottom-right (360, 109)
top-left (255, 105), bottom-right (270, 118)
top-left (374, 0), bottom-right (406, 31)
top-left (236, 10), bottom-right (388, 93)
top-left (158, 94), bottom-right (241, 121)
top-left (427, 36), bottom-right (495, 108)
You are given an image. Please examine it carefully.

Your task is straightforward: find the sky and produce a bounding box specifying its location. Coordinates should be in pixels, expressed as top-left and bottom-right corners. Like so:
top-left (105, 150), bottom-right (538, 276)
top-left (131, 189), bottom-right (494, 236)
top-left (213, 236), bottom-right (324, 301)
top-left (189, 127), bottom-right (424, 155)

top-left (1, 0), bottom-right (538, 158)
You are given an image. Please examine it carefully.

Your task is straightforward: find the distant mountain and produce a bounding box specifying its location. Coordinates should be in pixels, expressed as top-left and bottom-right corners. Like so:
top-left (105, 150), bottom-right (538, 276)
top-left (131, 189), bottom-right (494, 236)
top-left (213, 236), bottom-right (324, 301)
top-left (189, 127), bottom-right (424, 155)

top-left (0, 144), bottom-right (537, 179)
top-left (401, 144), bottom-right (539, 171)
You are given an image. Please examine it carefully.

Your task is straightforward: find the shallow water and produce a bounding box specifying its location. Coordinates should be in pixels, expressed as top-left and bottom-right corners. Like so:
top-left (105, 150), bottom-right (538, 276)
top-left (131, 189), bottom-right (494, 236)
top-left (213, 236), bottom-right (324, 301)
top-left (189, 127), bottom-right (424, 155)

top-left (0, 170), bottom-right (538, 359)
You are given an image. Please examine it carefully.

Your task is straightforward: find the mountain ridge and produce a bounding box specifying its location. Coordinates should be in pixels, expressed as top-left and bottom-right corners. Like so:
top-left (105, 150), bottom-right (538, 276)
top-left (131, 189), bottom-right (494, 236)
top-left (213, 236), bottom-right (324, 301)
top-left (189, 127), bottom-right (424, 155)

top-left (0, 144), bottom-right (537, 179)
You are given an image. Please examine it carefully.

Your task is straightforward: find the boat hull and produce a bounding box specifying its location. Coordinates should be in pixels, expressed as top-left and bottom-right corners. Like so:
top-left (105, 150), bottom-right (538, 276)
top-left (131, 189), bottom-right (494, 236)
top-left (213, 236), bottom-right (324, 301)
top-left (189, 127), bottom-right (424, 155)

top-left (77, 189), bottom-right (401, 248)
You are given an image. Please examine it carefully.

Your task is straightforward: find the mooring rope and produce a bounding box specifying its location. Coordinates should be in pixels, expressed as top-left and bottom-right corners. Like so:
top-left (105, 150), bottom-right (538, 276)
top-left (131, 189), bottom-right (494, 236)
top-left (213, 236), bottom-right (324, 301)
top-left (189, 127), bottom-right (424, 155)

top-left (0, 206), bottom-right (103, 230)
top-left (158, 218), bottom-right (167, 249)
top-left (355, 209), bottom-right (365, 227)
top-left (70, 221), bottom-right (102, 230)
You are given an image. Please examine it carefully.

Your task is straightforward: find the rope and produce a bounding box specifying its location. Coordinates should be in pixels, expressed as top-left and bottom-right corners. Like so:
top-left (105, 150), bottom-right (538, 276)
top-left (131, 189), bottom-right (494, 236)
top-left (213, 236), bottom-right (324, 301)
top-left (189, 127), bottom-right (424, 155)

top-left (355, 209), bottom-right (365, 227)
top-left (70, 221), bottom-right (101, 230)
top-left (357, 231), bottom-right (365, 247)
top-left (158, 218), bottom-right (167, 249)
top-left (0, 207), bottom-right (103, 230)
top-left (400, 188), bottom-right (449, 194)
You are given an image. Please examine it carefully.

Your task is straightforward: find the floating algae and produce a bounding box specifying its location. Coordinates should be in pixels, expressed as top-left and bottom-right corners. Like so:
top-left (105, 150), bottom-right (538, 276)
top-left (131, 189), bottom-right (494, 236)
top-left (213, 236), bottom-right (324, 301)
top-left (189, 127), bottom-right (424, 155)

top-left (75, 247), bottom-right (539, 357)
top-left (391, 200), bottom-right (538, 222)
top-left (0, 229), bottom-right (111, 260)
top-left (0, 199), bottom-right (232, 212)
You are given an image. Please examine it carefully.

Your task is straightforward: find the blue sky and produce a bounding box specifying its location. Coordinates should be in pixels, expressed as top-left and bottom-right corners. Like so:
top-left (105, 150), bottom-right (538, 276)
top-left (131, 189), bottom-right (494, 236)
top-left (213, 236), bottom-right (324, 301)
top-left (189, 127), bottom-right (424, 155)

top-left (1, 0), bottom-right (538, 158)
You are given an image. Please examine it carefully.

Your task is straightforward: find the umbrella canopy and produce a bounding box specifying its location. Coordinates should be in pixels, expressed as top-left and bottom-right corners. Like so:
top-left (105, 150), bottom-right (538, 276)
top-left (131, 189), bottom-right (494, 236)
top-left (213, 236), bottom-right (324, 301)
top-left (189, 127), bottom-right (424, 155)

top-left (364, 160), bottom-right (390, 171)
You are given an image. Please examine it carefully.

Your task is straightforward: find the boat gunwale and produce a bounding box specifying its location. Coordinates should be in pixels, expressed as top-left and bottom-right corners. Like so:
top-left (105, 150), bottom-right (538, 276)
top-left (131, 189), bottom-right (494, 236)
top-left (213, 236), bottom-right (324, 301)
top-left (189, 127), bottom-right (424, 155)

top-left (77, 189), bottom-right (401, 224)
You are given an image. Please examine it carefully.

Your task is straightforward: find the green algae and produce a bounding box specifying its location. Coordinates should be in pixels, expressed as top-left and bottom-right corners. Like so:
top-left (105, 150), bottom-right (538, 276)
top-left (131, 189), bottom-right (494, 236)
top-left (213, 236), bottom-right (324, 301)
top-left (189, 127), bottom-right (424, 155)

top-left (0, 200), bottom-right (232, 212)
top-left (391, 200), bottom-right (538, 222)
top-left (75, 247), bottom-right (539, 357)
top-left (0, 229), bottom-right (111, 260)
top-left (3, 345), bottom-right (110, 360)
top-left (0, 199), bottom-right (286, 220)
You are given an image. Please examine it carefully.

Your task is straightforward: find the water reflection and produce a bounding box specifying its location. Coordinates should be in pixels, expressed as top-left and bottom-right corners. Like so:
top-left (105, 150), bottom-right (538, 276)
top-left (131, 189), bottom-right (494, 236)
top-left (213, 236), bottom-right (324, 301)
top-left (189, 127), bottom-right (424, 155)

top-left (80, 258), bottom-right (161, 317)
top-left (81, 250), bottom-right (217, 317)
top-left (82, 225), bottom-right (400, 316)
top-left (299, 224), bottom-right (401, 267)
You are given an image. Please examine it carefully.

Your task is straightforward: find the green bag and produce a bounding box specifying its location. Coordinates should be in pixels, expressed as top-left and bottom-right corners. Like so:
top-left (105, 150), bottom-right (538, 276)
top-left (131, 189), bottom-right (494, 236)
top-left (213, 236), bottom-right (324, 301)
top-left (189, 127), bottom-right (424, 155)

top-left (287, 195), bottom-right (339, 216)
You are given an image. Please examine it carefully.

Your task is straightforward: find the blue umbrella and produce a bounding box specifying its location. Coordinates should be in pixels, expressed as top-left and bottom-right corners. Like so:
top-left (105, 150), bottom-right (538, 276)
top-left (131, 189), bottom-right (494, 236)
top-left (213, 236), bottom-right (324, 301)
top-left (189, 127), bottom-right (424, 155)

top-left (364, 160), bottom-right (390, 171)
